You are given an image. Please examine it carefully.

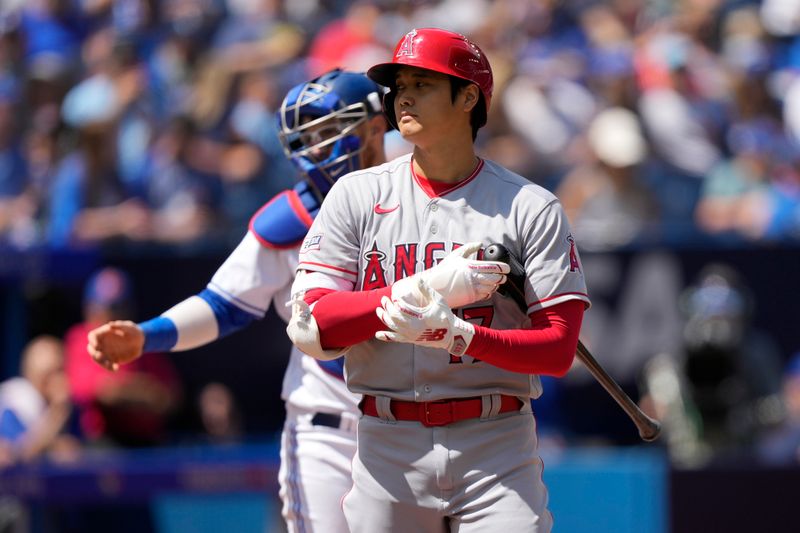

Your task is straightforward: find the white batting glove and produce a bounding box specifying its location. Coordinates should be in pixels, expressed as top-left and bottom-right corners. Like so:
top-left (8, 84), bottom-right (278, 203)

top-left (286, 293), bottom-right (349, 361)
top-left (392, 242), bottom-right (509, 309)
top-left (376, 277), bottom-right (475, 356)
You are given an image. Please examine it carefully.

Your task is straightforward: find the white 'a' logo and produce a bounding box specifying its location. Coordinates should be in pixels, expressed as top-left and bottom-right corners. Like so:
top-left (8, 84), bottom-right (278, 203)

top-left (396, 29), bottom-right (418, 57)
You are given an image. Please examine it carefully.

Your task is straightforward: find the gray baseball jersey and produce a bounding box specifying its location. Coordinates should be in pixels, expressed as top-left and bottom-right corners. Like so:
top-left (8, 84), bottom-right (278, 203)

top-left (297, 153), bottom-right (590, 400)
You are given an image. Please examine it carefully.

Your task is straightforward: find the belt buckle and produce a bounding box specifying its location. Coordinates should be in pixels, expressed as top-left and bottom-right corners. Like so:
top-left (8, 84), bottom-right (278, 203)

top-left (420, 400), bottom-right (454, 427)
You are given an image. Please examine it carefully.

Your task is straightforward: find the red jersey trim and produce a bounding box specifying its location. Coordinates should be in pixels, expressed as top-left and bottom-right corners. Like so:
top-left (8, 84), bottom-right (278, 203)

top-left (411, 158), bottom-right (484, 198)
top-left (288, 189), bottom-right (315, 228)
top-left (527, 292), bottom-right (591, 313)
top-left (298, 261), bottom-right (359, 277)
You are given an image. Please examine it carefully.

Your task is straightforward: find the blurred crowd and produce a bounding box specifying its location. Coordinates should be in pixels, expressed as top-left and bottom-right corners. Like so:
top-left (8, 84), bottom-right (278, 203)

top-left (0, 266), bottom-right (244, 470)
top-left (0, 0), bottom-right (799, 251)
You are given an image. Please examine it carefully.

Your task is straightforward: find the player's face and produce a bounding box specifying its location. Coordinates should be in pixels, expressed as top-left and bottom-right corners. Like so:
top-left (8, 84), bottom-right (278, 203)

top-left (299, 115), bottom-right (347, 161)
top-left (393, 67), bottom-right (468, 144)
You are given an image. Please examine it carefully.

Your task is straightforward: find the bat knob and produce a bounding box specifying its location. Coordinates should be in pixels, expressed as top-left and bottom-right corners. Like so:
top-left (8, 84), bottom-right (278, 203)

top-left (484, 243), bottom-right (509, 264)
top-left (640, 420), bottom-right (662, 442)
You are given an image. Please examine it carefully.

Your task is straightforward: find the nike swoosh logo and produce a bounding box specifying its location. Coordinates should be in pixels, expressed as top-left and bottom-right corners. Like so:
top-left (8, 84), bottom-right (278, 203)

top-left (374, 203), bottom-right (400, 214)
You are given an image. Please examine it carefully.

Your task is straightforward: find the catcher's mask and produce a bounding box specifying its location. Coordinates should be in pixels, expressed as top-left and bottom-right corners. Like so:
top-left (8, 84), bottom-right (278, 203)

top-left (277, 69), bottom-right (383, 201)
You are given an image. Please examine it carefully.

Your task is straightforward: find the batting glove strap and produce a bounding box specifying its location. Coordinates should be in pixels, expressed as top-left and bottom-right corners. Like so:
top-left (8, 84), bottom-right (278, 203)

top-left (376, 278), bottom-right (475, 356)
top-left (445, 316), bottom-right (475, 357)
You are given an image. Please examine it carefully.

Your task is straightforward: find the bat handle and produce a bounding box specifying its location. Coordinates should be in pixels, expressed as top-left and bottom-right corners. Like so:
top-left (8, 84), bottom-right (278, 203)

top-left (484, 243), bottom-right (527, 309)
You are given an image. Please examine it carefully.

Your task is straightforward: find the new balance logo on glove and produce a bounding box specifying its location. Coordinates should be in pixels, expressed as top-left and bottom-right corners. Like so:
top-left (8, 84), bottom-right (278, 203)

top-left (416, 328), bottom-right (448, 342)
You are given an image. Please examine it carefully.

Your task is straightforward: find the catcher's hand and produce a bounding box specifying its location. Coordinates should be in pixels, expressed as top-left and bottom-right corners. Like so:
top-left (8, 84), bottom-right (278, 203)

top-left (393, 241), bottom-right (509, 309)
top-left (87, 320), bottom-right (145, 372)
top-left (376, 277), bottom-right (475, 356)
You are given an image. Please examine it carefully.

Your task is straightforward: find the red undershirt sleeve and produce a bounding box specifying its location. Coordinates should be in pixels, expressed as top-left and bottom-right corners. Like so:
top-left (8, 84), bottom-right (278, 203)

top-left (305, 286), bottom-right (584, 372)
top-left (304, 286), bottom-right (392, 349)
top-left (466, 299), bottom-right (585, 376)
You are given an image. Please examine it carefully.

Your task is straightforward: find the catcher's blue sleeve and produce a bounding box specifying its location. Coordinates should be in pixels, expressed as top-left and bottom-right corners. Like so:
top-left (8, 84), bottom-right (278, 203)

top-left (140, 288), bottom-right (259, 353)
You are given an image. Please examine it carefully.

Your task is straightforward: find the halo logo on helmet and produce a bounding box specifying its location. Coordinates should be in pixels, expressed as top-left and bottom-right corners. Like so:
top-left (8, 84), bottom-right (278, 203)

top-left (396, 29), bottom-right (417, 57)
top-left (277, 69), bottom-right (383, 201)
top-left (367, 27), bottom-right (493, 130)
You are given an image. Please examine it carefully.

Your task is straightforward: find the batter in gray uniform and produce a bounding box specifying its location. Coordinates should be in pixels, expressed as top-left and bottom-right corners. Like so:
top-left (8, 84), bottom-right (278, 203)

top-left (287, 28), bottom-right (590, 533)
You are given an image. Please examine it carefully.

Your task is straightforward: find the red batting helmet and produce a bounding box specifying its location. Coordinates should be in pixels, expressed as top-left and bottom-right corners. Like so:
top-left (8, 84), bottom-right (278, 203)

top-left (367, 28), bottom-right (493, 130)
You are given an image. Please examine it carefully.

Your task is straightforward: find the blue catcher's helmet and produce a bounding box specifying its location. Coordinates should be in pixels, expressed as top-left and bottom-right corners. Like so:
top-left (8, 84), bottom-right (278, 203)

top-left (277, 69), bottom-right (384, 200)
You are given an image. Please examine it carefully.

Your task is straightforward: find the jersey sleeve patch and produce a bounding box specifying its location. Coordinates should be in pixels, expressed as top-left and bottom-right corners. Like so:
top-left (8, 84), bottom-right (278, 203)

top-left (249, 183), bottom-right (319, 249)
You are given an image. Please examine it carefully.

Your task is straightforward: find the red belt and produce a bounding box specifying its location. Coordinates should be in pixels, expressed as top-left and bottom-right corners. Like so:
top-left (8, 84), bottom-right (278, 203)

top-left (361, 394), bottom-right (523, 427)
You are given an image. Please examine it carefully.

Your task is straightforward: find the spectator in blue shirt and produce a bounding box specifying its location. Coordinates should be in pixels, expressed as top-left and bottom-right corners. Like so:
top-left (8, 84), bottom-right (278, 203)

top-left (0, 335), bottom-right (79, 467)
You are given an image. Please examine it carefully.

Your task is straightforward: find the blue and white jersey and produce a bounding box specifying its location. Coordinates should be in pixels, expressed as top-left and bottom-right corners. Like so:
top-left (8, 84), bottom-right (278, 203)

top-left (139, 180), bottom-right (359, 414)
top-left (206, 180), bottom-right (358, 414)
top-left (208, 233), bottom-right (357, 413)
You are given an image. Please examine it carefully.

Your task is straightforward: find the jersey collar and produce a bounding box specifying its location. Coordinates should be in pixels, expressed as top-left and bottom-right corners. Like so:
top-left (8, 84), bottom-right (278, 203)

top-left (410, 157), bottom-right (484, 198)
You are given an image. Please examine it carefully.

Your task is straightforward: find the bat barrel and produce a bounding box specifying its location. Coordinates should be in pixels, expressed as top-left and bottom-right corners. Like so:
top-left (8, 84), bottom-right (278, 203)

top-left (576, 341), bottom-right (661, 442)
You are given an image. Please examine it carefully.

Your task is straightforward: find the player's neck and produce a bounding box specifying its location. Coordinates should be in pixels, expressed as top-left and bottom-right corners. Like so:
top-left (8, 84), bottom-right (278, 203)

top-left (411, 145), bottom-right (478, 184)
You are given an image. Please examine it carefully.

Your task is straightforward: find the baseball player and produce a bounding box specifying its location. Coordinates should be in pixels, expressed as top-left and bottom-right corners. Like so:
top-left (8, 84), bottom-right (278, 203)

top-left (287, 28), bottom-right (591, 532)
top-left (87, 70), bottom-right (388, 533)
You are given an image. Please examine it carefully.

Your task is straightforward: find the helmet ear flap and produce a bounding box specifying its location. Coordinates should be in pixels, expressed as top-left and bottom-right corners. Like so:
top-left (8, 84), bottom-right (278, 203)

top-left (382, 90), bottom-right (398, 130)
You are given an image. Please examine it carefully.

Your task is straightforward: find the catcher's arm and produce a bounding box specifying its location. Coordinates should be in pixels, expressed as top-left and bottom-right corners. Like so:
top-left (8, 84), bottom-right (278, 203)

top-left (88, 291), bottom-right (256, 371)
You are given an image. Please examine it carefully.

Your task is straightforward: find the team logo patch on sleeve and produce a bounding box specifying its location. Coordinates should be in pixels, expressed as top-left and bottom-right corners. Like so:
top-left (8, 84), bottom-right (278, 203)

top-left (300, 234), bottom-right (323, 254)
top-left (567, 234), bottom-right (581, 272)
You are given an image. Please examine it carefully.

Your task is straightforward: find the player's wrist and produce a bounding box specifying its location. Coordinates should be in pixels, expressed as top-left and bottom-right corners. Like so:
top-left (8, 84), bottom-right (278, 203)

top-left (139, 316), bottom-right (178, 353)
top-left (447, 317), bottom-right (475, 357)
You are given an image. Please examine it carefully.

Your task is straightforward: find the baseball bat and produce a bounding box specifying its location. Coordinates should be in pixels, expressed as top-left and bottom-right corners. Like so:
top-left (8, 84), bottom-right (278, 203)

top-left (484, 243), bottom-right (661, 442)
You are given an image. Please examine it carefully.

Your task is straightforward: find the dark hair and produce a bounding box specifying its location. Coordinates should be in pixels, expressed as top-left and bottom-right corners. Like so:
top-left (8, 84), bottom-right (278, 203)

top-left (449, 77), bottom-right (484, 141)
